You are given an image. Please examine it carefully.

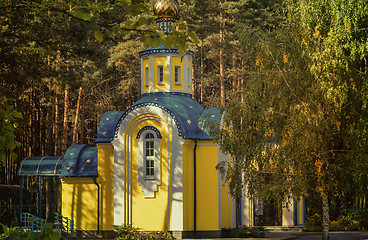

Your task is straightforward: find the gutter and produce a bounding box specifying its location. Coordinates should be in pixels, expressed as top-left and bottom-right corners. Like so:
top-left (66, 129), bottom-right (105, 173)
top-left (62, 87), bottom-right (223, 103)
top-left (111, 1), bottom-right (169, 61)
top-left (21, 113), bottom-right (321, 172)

top-left (93, 177), bottom-right (100, 235)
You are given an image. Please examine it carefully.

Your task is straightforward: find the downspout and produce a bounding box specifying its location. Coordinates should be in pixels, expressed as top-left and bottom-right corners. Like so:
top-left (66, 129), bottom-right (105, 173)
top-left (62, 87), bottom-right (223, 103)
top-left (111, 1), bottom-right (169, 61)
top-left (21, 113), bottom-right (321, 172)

top-left (193, 139), bottom-right (198, 235)
top-left (93, 177), bottom-right (100, 235)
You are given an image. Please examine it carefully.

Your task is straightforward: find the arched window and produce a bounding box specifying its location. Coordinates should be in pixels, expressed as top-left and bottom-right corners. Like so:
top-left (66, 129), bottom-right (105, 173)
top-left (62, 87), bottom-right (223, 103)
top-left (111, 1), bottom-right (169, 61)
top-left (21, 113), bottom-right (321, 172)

top-left (144, 133), bottom-right (155, 177)
top-left (137, 126), bottom-right (162, 197)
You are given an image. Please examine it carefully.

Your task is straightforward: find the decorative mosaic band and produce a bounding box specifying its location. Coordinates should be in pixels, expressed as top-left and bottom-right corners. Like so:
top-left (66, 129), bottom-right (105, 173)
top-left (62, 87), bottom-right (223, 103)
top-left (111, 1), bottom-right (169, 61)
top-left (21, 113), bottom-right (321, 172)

top-left (136, 126), bottom-right (163, 139)
top-left (139, 48), bottom-right (194, 58)
top-left (142, 92), bottom-right (192, 98)
top-left (113, 102), bottom-right (186, 141)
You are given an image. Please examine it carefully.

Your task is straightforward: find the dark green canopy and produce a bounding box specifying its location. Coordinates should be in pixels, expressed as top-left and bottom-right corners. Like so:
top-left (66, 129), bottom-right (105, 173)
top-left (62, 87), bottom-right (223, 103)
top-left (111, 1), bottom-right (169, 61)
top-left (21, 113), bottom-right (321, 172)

top-left (18, 156), bottom-right (63, 176)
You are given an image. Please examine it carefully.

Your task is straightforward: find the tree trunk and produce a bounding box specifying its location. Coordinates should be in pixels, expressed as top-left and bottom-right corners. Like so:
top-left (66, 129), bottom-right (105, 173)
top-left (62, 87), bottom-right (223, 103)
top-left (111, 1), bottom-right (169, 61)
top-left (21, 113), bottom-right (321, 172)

top-left (219, 10), bottom-right (225, 107)
top-left (240, 59), bottom-right (245, 103)
top-left (54, 97), bottom-right (59, 156)
top-left (72, 86), bottom-right (83, 145)
top-left (80, 92), bottom-right (86, 144)
top-left (232, 52), bottom-right (236, 98)
top-left (62, 85), bottom-right (70, 153)
top-left (46, 84), bottom-right (54, 156)
top-left (45, 84), bottom-right (54, 222)
top-left (200, 44), bottom-right (204, 103)
top-left (322, 190), bottom-right (330, 240)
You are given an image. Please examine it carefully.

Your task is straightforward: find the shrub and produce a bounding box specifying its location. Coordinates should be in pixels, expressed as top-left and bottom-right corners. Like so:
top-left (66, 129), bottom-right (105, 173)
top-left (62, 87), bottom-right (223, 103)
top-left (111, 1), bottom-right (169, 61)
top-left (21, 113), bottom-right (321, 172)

top-left (222, 225), bottom-right (267, 238)
top-left (113, 224), bottom-right (173, 240)
top-left (340, 209), bottom-right (368, 231)
top-left (329, 215), bottom-right (360, 231)
top-left (302, 214), bottom-right (322, 232)
top-left (303, 210), bottom-right (367, 232)
top-left (0, 222), bottom-right (60, 240)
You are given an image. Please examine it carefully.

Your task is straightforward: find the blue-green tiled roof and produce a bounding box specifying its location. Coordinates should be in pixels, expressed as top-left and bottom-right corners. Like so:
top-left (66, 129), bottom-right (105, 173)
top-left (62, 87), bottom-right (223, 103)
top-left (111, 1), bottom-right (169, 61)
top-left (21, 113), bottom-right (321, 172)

top-left (96, 92), bottom-right (214, 142)
top-left (18, 145), bottom-right (98, 178)
top-left (60, 144), bottom-right (97, 178)
top-left (18, 156), bottom-right (63, 176)
top-left (95, 111), bottom-right (125, 143)
top-left (199, 107), bottom-right (222, 136)
top-left (131, 92), bottom-right (212, 140)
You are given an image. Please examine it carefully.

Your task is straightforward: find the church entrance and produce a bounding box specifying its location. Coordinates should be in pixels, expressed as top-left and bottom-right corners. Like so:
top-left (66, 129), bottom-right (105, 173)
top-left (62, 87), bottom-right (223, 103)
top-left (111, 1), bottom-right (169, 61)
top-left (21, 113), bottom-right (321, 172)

top-left (253, 198), bottom-right (282, 226)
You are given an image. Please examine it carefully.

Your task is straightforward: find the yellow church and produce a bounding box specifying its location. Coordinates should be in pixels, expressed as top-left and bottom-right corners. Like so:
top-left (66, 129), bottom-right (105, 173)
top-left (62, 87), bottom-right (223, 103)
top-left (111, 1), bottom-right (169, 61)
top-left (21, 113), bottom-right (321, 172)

top-left (18, 0), bottom-right (304, 238)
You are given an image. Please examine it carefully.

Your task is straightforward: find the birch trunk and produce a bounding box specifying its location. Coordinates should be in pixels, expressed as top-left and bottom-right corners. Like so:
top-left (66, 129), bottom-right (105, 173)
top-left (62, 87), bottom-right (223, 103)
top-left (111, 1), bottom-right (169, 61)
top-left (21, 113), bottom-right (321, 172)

top-left (72, 86), bottom-right (83, 145)
top-left (62, 86), bottom-right (70, 153)
top-left (219, 10), bottom-right (225, 107)
top-left (322, 190), bottom-right (330, 240)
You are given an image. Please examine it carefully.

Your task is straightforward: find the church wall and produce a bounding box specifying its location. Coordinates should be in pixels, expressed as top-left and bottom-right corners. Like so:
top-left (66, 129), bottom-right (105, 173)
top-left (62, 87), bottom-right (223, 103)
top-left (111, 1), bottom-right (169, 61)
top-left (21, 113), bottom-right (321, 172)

top-left (219, 153), bottom-right (235, 229)
top-left (171, 56), bottom-right (185, 91)
top-left (61, 178), bottom-right (98, 231)
top-left (154, 56), bottom-right (168, 91)
top-left (113, 107), bottom-right (185, 232)
top-left (97, 143), bottom-right (115, 231)
top-left (182, 141), bottom-right (194, 231)
top-left (60, 142), bottom-right (115, 232)
top-left (130, 119), bottom-right (170, 231)
top-left (142, 58), bottom-right (150, 92)
top-left (196, 141), bottom-right (220, 231)
top-left (187, 58), bottom-right (192, 93)
top-left (182, 140), bottom-right (221, 232)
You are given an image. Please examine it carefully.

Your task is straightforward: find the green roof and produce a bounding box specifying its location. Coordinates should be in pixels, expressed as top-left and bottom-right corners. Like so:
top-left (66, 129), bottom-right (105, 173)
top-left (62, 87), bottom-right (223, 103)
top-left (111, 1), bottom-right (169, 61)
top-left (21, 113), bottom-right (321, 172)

top-left (18, 156), bottom-right (63, 176)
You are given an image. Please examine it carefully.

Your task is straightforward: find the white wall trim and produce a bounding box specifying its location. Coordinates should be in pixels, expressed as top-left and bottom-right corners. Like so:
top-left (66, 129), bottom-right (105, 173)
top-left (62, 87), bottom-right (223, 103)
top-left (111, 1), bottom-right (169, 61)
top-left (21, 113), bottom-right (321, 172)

top-left (112, 106), bottom-right (184, 231)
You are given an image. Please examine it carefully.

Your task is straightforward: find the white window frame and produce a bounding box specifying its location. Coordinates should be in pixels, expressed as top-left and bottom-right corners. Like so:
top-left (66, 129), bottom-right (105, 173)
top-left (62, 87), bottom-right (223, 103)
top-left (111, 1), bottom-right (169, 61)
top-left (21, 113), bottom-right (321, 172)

top-left (174, 66), bottom-right (181, 85)
top-left (137, 128), bottom-right (161, 198)
top-left (145, 67), bottom-right (149, 86)
top-left (157, 65), bottom-right (164, 84)
top-left (143, 132), bottom-right (155, 179)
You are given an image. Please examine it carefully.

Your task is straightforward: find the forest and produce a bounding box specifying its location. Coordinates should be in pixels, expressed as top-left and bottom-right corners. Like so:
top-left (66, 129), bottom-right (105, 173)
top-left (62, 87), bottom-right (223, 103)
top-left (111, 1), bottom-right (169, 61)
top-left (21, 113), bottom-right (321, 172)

top-left (1, 0), bottom-right (367, 238)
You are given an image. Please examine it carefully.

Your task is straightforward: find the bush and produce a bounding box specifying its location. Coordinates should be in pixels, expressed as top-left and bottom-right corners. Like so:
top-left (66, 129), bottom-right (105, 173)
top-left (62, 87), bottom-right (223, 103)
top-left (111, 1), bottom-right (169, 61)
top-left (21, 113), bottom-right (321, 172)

top-left (222, 225), bottom-right (267, 238)
top-left (113, 224), bottom-right (173, 240)
top-left (303, 210), bottom-right (367, 232)
top-left (0, 222), bottom-right (60, 240)
top-left (329, 215), bottom-right (360, 231)
top-left (340, 209), bottom-right (368, 231)
top-left (302, 214), bottom-right (322, 232)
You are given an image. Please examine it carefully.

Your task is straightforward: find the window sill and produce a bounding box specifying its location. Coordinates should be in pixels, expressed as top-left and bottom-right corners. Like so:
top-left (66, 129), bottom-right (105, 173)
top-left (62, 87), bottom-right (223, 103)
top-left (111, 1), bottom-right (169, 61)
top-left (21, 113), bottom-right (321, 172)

top-left (144, 176), bottom-right (156, 181)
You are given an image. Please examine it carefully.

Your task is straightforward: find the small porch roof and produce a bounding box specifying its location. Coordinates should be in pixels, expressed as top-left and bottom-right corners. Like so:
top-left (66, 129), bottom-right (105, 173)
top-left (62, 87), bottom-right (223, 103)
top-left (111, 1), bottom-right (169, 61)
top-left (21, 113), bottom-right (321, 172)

top-left (18, 156), bottom-right (63, 177)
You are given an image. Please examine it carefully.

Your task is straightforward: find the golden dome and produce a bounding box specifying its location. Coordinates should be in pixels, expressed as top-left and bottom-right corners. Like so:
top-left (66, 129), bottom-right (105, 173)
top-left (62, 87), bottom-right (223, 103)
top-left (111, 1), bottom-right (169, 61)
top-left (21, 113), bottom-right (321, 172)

top-left (153, 0), bottom-right (180, 20)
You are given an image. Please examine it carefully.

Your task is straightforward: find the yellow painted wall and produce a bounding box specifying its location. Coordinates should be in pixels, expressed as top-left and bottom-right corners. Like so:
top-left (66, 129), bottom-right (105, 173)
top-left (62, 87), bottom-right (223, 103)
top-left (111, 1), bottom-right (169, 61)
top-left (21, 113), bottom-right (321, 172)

top-left (188, 59), bottom-right (191, 92)
top-left (220, 156), bottom-right (233, 228)
top-left (128, 118), bottom-right (171, 231)
top-left (154, 56), bottom-right (167, 91)
top-left (61, 178), bottom-right (98, 231)
top-left (61, 143), bottom-right (114, 232)
top-left (183, 141), bottom-right (194, 231)
top-left (97, 143), bottom-right (115, 231)
top-left (143, 58), bottom-right (149, 92)
top-left (196, 142), bottom-right (219, 231)
top-left (183, 141), bottom-right (220, 231)
top-left (172, 56), bottom-right (184, 91)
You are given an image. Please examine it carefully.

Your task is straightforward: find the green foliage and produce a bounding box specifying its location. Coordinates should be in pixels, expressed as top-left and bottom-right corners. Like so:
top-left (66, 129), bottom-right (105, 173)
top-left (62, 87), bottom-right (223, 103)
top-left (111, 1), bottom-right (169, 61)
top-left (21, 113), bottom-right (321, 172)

top-left (337, 209), bottom-right (368, 231)
top-left (0, 107), bottom-right (22, 166)
top-left (0, 222), bottom-right (60, 240)
top-left (303, 210), bottom-right (368, 232)
top-left (330, 215), bottom-right (360, 231)
top-left (222, 225), bottom-right (267, 238)
top-left (302, 214), bottom-right (323, 232)
top-left (113, 224), bottom-right (173, 240)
